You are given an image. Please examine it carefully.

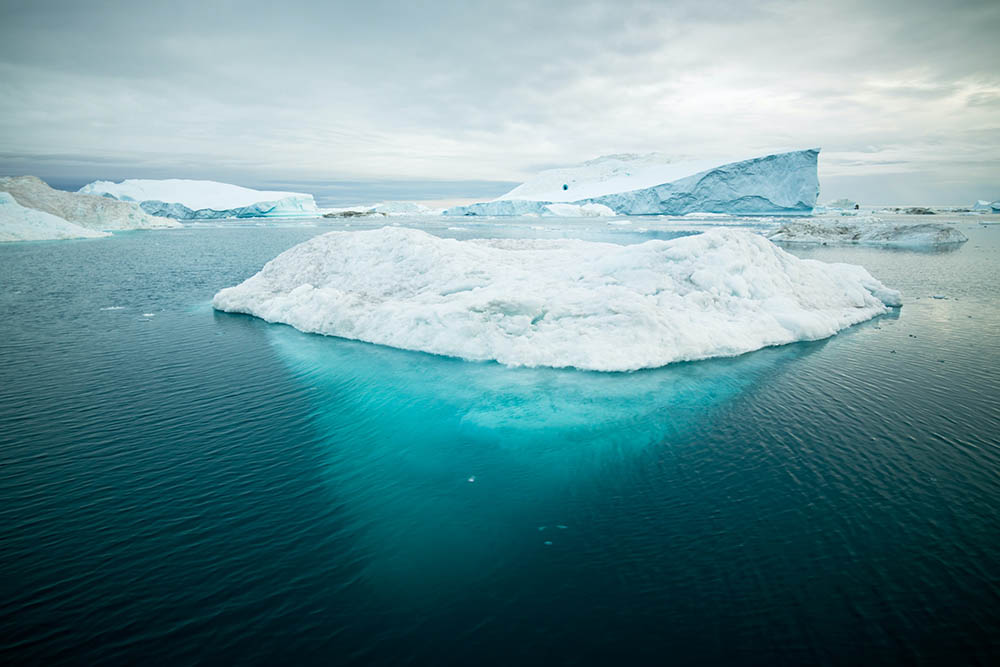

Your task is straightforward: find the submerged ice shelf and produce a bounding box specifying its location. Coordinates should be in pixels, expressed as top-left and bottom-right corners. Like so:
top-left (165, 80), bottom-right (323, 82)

top-left (213, 226), bottom-right (900, 371)
top-left (79, 178), bottom-right (319, 219)
top-left (445, 149), bottom-right (820, 217)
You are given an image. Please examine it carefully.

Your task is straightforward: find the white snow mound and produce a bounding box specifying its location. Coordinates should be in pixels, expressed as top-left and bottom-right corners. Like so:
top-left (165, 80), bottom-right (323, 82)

top-left (1, 176), bottom-right (178, 230)
top-left (768, 218), bottom-right (968, 247)
top-left (0, 192), bottom-right (110, 242)
top-left (213, 227), bottom-right (901, 371)
top-left (79, 179), bottom-right (318, 219)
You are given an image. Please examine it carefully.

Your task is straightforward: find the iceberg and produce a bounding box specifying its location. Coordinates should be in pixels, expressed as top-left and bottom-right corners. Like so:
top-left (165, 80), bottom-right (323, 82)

top-left (972, 200), bottom-right (999, 212)
top-left (322, 201), bottom-right (440, 217)
top-left (369, 201), bottom-right (436, 215)
top-left (1, 176), bottom-right (179, 231)
top-left (0, 192), bottom-right (110, 242)
top-left (78, 179), bottom-right (319, 219)
top-left (767, 217), bottom-right (968, 247)
top-left (444, 149), bottom-right (819, 217)
top-left (213, 226), bottom-right (900, 372)
top-left (824, 198), bottom-right (859, 210)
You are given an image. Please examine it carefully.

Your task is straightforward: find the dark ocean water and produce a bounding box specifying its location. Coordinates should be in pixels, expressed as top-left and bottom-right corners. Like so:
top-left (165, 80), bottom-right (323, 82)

top-left (1, 217), bottom-right (999, 665)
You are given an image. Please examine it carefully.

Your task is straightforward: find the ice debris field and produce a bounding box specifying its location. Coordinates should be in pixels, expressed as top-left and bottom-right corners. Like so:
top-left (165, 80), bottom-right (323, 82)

top-left (213, 226), bottom-right (901, 372)
top-left (768, 217), bottom-right (968, 247)
top-left (79, 179), bottom-right (319, 219)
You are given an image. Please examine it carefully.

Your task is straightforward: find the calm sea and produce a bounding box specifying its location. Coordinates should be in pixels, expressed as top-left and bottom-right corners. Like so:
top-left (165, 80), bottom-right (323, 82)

top-left (1, 215), bottom-right (998, 665)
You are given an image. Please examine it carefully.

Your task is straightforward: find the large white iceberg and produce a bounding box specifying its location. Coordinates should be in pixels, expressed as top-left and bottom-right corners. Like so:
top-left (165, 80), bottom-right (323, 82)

top-left (213, 226), bottom-right (900, 371)
top-left (768, 217), bottom-right (968, 247)
top-left (78, 179), bottom-right (319, 219)
top-left (445, 149), bottom-right (820, 217)
top-left (1, 176), bottom-right (179, 231)
top-left (0, 192), bottom-right (110, 242)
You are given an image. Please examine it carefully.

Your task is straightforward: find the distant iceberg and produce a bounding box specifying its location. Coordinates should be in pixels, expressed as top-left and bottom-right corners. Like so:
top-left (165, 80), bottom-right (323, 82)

top-left (78, 179), bottom-right (319, 219)
top-left (1, 176), bottom-right (179, 231)
top-left (768, 217), bottom-right (968, 247)
top-left (213, 226), bottom-right (900, 372)
top-left (0, 192), bottom-right (110, 242)
top-left (824, 198), bottom-right (858, 210)
top-left (971, 199), bottom-right (1000, 212)
top-left (445, 149), bottom-right (819, 217)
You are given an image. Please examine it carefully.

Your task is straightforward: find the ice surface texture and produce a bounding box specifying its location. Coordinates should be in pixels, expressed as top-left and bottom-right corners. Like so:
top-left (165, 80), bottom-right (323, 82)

top-left (79, 179), bottom-right (318, 219)
top-left (0, 176), bottom-right (178, 231)
top-left (213, 226), bottom-right (900, 371)
top-left (768, 218), bottom-right (968, 247)
top-left (0, 192), bottom-right (110, 242)
top-left (445, 150), bottom-right (819, 217)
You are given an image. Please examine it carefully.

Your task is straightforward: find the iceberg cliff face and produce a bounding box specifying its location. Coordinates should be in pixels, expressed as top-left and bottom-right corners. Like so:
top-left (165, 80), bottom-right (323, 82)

top-left (78, 179), bottom-right (319, 219)
top-left (213, 226), bottom-right (899, 372)
top-left (0, 176), bottom-right (179, 231)
top-left (445, 149), bottom-right (820, 217)
top-left (0, 192), bottom-right (110, 242)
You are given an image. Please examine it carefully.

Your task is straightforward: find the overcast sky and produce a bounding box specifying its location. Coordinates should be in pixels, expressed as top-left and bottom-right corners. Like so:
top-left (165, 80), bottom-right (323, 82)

top-left (1, 0), bottom-right (998, 204)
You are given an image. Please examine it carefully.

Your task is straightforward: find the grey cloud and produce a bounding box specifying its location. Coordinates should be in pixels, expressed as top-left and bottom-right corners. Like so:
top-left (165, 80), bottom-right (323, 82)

top-left (1, 0), bottom-right (998, 202)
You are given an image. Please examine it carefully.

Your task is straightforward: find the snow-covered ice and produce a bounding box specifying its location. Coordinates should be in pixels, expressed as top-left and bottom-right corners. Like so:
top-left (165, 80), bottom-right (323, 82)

top-left (0, 192), bottom-right (110, 242)
top-left (445, 149), bottom-right (819, 217)
top-left (767, 217), bottom-right (968, 247)
top-left (213, 226), bottom-right (900, 372)
top-left (78, 179), bottom-right (318, 219)
top-left (1, 176), bottom-right (179, 231)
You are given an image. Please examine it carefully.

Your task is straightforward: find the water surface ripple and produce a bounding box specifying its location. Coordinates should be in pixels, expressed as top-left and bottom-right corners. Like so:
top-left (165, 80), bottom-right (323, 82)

top-left (1, 218), bottom-right (998, 665)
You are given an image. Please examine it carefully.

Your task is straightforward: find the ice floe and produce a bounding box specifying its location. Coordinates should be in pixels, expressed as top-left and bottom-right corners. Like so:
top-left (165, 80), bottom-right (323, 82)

top-left (213, 226), bottom-right (900, 371)
top-left (767, 217), bottom-right (968, 247)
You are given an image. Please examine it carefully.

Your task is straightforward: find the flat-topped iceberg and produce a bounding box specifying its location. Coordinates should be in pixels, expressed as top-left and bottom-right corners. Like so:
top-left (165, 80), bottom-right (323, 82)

top-left (1, 176), bottom-right (179, 231)
top-left (213, 226), bottom-right (900, 371)
top-left (79, 179), bottom-right (318, 219)
top-left (445, 149), bottom-right (819, 217)
top-left (768, 217), bottom-right (968, 247)
top-left (0, 192), bottom-right (110, 242)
